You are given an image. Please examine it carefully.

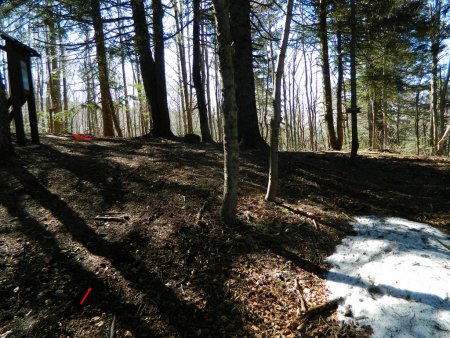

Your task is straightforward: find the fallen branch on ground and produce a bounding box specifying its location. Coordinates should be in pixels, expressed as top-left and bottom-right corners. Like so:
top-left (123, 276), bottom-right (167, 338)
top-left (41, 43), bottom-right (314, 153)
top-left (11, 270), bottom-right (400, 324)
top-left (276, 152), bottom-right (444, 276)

top-left (94, 215), bottom-right (130, 223)
top-left (296, 297), bottom-right (344, 332)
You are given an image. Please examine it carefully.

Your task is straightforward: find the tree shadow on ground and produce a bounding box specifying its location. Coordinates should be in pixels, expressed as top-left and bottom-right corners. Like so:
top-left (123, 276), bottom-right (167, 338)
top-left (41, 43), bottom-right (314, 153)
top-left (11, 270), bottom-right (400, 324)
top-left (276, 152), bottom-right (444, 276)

top-left (1, 137), bottom-right (448, 337)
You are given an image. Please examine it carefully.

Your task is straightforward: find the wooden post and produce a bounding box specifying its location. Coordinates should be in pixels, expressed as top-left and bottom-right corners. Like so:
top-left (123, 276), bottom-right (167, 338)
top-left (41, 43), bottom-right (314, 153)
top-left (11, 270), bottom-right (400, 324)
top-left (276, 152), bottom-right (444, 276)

top-left (26, 58), bottom-right (39, 144)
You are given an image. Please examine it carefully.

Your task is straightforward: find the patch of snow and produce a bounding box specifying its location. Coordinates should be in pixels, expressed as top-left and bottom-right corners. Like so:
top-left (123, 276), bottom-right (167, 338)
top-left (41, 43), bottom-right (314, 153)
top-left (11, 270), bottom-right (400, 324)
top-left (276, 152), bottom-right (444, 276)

top-left (326, 216), bottom-right (450, 338)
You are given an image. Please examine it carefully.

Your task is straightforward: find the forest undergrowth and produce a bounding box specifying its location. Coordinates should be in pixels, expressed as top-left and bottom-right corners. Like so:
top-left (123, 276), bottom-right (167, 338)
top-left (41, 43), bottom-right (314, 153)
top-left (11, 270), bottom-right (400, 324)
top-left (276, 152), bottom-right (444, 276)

top-left (0, 136), bottom-right (449, 337)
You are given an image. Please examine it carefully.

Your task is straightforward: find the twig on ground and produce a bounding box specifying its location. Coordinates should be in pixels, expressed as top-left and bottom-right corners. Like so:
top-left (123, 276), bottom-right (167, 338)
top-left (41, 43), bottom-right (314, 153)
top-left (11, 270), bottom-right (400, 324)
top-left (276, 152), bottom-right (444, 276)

top-left (196, 201), bottom-right (208, 221)
top-left (94, 215), bottom-right (130, 223)
top-left (295, 278), bottom-right (308, 312)
top-left (109, 314), bottom-right (116, 338)
top-left (297, 297), bottom-right (344, 332)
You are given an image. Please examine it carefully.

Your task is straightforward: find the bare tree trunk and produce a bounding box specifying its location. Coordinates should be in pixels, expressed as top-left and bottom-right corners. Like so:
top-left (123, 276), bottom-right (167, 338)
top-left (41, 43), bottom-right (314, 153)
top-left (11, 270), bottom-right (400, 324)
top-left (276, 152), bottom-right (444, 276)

top-left (130, 0), bottom-right (173, 138)
top-left (193, 0), bottom-right (213, 142)
top-left (213, 0), bottom-right (240, 225)
top-left (60, 44), bottom-right (69, 133)
top-left (117, 5), bottom-right (132, 137)
top-left (91, 0), bottom-right (119, 137)
top-left (349, 0), bottom-right (359, 158)
top-left (265, 0), bottom-right (294, 201)
top-left (230, 0), bottom-right (267, 149)
top-left (302, 43), bottom-right (315, 151)
top-left (316, 0), bottom-right (339, 150)
top-left (172, 0), bottom-right (193, 134)
top-left (336, 29), bottom-right (344, 149)
top-left (203, 23), bottom-right (215, 140)
top-left (430, 0), bottom-right (441, 153)
top-left (439, 60), bottom-right (450, 140)
top-left (46, 15), bottom-right (62, 134)
top-left (214, 47), bottom-right (224, 143)
top-left (415, 89), bottom-right (421, 155)
top-left (152, 0), bottom-right (174, 138)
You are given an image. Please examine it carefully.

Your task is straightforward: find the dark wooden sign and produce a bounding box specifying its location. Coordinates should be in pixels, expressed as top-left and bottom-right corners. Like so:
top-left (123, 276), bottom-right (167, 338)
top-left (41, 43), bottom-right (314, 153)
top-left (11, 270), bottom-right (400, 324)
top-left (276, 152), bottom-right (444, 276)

top-left (0, 33), bottom-right (40, 145)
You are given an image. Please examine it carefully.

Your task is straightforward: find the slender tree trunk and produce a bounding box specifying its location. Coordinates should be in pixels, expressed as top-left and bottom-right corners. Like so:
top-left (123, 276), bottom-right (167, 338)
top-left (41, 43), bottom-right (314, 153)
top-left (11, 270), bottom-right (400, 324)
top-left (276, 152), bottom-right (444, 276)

top-left (47, 16), bottom-right (62, 134)
top-left (302, 43), bottom-right (315, 151)
top-left (265, 0), bottom-right (294, 201)
top-left (91, 0), bottom-right (119, 137)
top-left (430, 0), bottom-right (441, 153)
top-left (175, 46), bottom-right (188, 134)
top-left (439, 60), bottom-right (450, 139)
top-left (336, 29), bottom-right (344, 149)
top-left (213, 0), bottom-right (239, 225)
top-left (350, 0), bottom-right (359, 158)
top-left (117, 5), bottom-right (132, 137)
top-left (172, 0), bottom-right (193, 134)
top-left (193, 0), bottom-right (213, 142)
top-left (60, 44), bottom-right (69, 133)
top-left (415, 89), bottom-right (421, 155)
top-left (230, 0), bottom-right (267, 149)
top-left (317, 0), bottom-right (339, 150)
top-left (203, 24), bottom-right (215, 140)
top-left (214, 48), bottom-right (224, 143)
top-left (120, 51), bottom-right (132, 137)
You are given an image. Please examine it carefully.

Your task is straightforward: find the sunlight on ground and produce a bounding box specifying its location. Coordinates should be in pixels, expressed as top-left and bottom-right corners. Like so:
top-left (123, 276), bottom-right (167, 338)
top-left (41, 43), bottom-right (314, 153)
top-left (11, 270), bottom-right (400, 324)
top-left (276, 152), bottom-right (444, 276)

top-left (326, 216), bottom-right (450, 338)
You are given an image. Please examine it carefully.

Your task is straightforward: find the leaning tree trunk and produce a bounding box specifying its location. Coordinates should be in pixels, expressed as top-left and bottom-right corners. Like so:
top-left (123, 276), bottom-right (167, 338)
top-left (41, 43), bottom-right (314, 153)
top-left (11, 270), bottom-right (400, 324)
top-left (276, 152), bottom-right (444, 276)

top-left (317, 0), bottom-right (339, 150)
top-left (212, 0), bottom-right (239, 225)
top-left (193, 0), bottom-right (213, 143)
top-left (265, 0), bottom-right (294, 201)
top-left (230, 0), bottom-right (268, 149)
top-left (437, 124), bottom-right (450, 155)
top-left (91, 0), bottom-right (121, 137)
top-left (0, 82), bottom-right (13, 156)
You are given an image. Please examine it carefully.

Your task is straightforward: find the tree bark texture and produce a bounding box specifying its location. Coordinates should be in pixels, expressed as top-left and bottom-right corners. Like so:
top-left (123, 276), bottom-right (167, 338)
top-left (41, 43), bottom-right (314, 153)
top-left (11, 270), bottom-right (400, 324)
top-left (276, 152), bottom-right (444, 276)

top-left (230, 0), bottom-right (267, 149)
top-left (213, 0), bottom-right (240, 225)
top-left (152, 0), bottom-right (174, 138)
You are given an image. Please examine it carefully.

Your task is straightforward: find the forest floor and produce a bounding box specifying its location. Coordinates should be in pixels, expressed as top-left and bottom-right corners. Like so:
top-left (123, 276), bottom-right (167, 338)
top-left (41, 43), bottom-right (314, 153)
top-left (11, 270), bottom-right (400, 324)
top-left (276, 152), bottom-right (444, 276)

top-left (0, 135), bottom-right (449, 338)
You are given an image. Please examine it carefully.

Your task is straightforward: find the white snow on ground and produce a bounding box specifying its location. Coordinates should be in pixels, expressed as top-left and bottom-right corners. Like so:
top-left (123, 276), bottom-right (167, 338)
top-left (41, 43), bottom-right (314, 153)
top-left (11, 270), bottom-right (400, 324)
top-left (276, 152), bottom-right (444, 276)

top-left (326, 216), bottom-right (450, 338)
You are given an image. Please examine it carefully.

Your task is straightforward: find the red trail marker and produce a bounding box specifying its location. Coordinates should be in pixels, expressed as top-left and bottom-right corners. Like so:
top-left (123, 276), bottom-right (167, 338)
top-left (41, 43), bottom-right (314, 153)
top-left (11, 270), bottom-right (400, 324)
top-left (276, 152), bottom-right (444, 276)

top-left (80, 288), bottom-right (92, 305)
